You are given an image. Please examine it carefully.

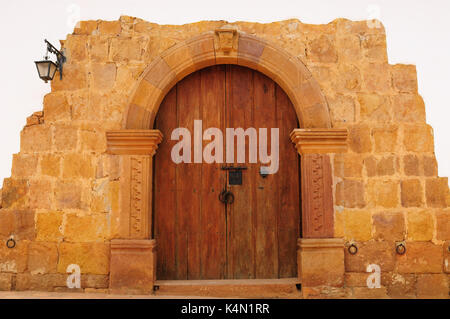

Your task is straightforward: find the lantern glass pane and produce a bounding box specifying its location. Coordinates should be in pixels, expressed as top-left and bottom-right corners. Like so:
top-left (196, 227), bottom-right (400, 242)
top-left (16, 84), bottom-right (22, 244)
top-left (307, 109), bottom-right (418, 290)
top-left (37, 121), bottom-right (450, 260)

top-left (48, 62), bottom-right (58, 80)
top-left (36, 61), bottom-right (51, 78)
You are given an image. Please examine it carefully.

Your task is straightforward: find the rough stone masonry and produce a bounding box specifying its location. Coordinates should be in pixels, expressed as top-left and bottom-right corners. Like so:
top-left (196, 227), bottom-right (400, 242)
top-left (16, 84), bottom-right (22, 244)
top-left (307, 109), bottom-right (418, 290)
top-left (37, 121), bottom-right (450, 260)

top-left (0, 16), bottom-right (449, 298)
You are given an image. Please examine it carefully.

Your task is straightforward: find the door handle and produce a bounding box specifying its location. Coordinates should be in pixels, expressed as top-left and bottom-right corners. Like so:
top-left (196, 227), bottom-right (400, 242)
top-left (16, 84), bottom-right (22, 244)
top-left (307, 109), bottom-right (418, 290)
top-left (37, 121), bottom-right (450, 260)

top-left (219, 190), bottom-right (234, 204)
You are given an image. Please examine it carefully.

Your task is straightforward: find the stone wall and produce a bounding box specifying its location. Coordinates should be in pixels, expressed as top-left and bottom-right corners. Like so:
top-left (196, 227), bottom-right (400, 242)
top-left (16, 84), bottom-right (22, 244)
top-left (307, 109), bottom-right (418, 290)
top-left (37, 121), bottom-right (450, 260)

top-left (0, 16), bottom-right (448, 298)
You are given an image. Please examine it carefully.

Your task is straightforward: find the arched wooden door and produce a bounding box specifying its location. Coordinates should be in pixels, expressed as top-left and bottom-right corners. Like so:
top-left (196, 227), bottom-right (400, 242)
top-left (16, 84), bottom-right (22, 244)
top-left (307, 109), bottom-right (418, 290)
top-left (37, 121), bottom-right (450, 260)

top-left (154, 65), bottom-right (300, 280)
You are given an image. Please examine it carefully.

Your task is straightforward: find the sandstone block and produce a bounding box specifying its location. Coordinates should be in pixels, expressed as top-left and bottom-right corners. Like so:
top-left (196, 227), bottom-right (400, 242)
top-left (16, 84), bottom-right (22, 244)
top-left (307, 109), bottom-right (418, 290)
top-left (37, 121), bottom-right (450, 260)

top-left (91, 63), bottom-right (117, 90)
top-left (343, 210), bottom-right (372, 241)
top-left (63, 153), bottom-right (95, 179)
top-left (0, 210), bottom-right (14, 238)
top-left (1, 179), bottom-right (29, 209)
top-left (11, 154), bottom-right (38, 178)
top-left (348, 125), bottom-right (372, 153)
top-left (376, 156), bottom-right (396, 176)
top-left (98, 21), bottom-right (121, 35)
top-left (0, 240), bottom-right (29, 273)
top-left (422, 155), bottom-right (438, 176)
top-left (344, 272), bottom-right (367, 287)
top-left (64, 35), bottom-right (87, 62)
top-left (40, 154), bottom-right (61, 177)
top-left (63, 212), bottom-right (108, 242)
top-left (392, 93), bottom-right (425, 123)
top-left (110, 37), bottom-right (142, 62)
top-left (28, 179), bottom-right (53, 209)
top-left (372, 212), bottom-right (405, 241)
top-left (436, 210), bottom-right (450, 241)
top-left (391, 64), bottom-right (418, 93)
top-left (81, 274), bottom-right (109, 289)
top-left (55, 181), bottom-right (82, 209)
top-left (88, 36), bottom-right (110, 62)
top-left (333, 154), bottom-right (363, 178)
top-left (335, 35), bottom-right (362, 64)
top-left (426, 178), bottom-right (449, 208)
top-left (335, 180), bottom-right (366, 208)
top-left (401, 179), bottom-right (424, 207)
top-left (328, 94), bottom-right (355, 124)
top-left (335, 64), bottom-right (361, 92)
top-left (20, 125), bottom-right (52, 153)
top-left (35, 211), bottom-right (63, 242)
top-left (372, 126), bottom-right (398, 153)
top-left (74, 20), bottom-right (98, 35)
top-left (306, 34), bottom-right (337, 63)
top-left (383, 273), bottom-right (416, 298)
top-left (357, 93), bottom-right (390, 123)
top-left (403, 124), bottom-right (434, 153)
top-left (15, 273), bottom-right (66, 291)
top-left (416, 274), bottom-right (449, 299)
top-left (403, 154), bottom-right (420, 176)
top-left (407, 211), bottom-right (433, 241)
top-left (345, 241), bottom-right (395, 272)
top-left (54, 125), bottom-right (78, 152)
top-left (361, 63), bottom-right (391, 93)
top-left (79, 129), bottom-right (106, 152)
top-left (0, 273), bottom-right (12, 291)
top-left (361, 34), bottom-right (388, 63)
top-left (28, 242), bottom-right (58, 274)
top-left (51, 63), bottom-right (87, 91)
top-left (397, 242), bottom-right (443, 273)
top-left (43, 92), bottom-right (71, 123)
top-left (367, 179), bottom-right (399, 208)
top-left (57, 242), bottom-right (110, 275)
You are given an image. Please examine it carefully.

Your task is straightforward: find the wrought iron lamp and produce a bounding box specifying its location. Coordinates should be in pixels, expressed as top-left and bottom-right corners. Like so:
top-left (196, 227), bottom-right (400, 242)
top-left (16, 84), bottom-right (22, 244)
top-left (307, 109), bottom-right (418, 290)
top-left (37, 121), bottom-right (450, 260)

top-left (35, 39), bottom-right (66, 83)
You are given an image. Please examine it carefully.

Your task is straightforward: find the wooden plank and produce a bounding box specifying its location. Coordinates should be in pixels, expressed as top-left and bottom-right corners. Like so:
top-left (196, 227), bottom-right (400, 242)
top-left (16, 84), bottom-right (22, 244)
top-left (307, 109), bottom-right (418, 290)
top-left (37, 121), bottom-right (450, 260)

top-left (199, 65), bottom-right (227, 279)
top-left (253, 71), bottom-right (278, 278)
top-left (176, 71), bottom-right (202, 279)
top-left (226, 65), bottom-right (255, 279)
top-left (154, 87), bottom-right (177, 280)
top-left (276, 85), bottom-right (300, 278)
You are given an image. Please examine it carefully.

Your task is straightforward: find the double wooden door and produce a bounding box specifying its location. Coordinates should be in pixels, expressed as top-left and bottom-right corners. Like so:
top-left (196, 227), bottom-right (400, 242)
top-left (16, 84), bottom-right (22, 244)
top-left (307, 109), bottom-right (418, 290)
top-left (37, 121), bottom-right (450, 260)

top-left (154, 65), bottom-right (300, 280)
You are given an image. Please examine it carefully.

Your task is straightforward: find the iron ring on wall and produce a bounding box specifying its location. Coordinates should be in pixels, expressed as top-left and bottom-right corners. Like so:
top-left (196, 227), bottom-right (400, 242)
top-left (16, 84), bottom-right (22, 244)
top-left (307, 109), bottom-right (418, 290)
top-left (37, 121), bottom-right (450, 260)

top-left (396, 242), bottom-right (406, 255)
top-left (348, 243), bottom-right (358, 255)
top-left (6, 238), bottom-right (16, 249)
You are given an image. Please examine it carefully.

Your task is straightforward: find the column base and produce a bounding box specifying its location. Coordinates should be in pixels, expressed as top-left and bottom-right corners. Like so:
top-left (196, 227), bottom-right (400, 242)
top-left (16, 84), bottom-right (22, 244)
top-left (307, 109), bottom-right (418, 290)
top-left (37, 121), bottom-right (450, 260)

top-left (109, 239), bottom-right (156, 294)
top-left (298, 238), bottom-right (344, 289)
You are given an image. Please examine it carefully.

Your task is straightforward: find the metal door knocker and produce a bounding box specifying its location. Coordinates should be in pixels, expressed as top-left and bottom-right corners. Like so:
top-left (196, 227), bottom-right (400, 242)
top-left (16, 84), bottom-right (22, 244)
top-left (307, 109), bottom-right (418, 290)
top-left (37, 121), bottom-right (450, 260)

top-left (6, 238), bottom-right (16, 249)
top-left (396, 242), bottom-right (406, 255)
top-left (219, 190), bottom-right (235, 204)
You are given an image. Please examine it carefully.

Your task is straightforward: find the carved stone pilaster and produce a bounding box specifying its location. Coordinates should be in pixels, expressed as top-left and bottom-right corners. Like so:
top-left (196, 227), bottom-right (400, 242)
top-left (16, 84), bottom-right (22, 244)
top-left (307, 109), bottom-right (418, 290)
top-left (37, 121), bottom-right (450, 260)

top-left (290, 128), bottom-right (348, 238)
top-left (105, 129), bottom-right (162, 239)
top-left (290, 128), bottom-right (348, 154)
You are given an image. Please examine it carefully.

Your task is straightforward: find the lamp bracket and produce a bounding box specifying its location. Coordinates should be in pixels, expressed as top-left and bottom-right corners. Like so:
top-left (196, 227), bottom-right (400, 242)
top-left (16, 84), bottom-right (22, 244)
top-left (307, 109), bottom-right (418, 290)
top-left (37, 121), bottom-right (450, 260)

top-left (44, 39), bottom-right (66, 80)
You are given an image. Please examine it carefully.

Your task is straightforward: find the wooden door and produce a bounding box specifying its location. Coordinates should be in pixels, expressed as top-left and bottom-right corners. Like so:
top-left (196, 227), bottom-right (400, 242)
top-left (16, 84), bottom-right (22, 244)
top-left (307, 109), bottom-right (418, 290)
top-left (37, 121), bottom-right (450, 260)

top-left (154, 65), bottom-right (300, 280)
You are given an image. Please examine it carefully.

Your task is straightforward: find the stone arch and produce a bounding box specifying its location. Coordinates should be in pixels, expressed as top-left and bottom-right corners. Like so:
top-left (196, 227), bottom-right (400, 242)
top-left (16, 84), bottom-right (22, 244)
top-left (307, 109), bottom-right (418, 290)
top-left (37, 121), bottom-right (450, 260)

top-left (123, 29), bottom-right (332, 130)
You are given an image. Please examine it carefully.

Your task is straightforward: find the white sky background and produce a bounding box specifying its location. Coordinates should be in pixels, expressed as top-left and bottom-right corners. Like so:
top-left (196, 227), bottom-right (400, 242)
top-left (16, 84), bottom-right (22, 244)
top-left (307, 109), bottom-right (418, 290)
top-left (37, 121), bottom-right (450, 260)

top-left (0, 0), bottom-right (449, 185)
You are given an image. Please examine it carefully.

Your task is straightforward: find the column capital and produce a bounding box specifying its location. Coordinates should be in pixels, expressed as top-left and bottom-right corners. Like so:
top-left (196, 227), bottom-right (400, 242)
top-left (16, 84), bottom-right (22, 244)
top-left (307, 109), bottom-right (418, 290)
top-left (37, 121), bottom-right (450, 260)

top-left (290, 128), bottom-right (348, 154)
top-left (106, 129), bottom-right (163, 155)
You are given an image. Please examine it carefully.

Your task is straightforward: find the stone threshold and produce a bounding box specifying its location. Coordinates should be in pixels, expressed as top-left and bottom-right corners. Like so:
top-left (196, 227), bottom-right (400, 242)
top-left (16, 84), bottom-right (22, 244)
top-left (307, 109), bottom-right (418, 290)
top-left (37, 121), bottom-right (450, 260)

top-left (154, 278), bottom-right (302, 298)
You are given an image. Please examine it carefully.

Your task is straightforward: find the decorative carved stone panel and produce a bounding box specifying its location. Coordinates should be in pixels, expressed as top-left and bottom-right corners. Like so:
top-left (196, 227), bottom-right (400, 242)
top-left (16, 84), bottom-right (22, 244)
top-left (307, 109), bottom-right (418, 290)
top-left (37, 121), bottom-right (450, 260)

top-left (301, 154), bottom-right (334, 238)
